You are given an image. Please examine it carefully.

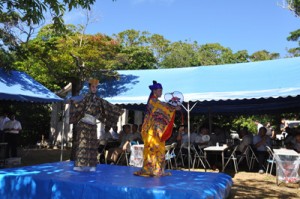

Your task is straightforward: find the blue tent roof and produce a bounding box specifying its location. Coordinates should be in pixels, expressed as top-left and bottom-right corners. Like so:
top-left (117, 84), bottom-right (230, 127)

top-left (0, 69), bottom-right (63, 103)
top-left (97, 57), bottom-right (300, 113)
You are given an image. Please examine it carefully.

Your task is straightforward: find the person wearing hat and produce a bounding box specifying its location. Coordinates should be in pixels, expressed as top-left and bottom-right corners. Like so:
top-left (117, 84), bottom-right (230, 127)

top-left (69, 78), bottom-right (123, 172)
top-left (134, 81), bottom-right (181, 177)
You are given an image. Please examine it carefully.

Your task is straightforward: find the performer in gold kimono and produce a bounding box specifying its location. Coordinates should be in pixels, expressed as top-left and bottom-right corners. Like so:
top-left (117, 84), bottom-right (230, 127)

top-left (70, 78), bottom-right (123, 171)
top-left (134, 81), bottom-right (180, 177)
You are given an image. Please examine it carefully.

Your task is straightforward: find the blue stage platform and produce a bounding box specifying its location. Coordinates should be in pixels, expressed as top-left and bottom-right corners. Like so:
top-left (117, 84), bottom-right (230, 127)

top-left (0, 161), bottom-right (232, 199)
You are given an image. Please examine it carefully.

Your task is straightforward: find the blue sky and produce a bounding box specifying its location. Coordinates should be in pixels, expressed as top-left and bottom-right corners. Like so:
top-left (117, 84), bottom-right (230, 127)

top-left (64, 0), bottom-right (300, 57)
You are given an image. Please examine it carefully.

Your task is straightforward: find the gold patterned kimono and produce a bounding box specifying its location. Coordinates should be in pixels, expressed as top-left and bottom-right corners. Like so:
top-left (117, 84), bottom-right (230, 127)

top-left (70, 93), bottom-right (123, 168)
top-left (134, 96), bottom-right (176, 177)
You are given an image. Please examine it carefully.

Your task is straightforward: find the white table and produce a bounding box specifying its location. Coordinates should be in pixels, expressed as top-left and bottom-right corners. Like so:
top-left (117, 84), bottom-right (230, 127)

top-left (204, 145), bottom-right (229, 172)
top-left (273, 148), bottom-right (300, 156)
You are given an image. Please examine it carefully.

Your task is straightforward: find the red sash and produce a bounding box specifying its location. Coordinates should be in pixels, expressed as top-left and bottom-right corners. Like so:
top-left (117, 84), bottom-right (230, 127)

top-left (161, 113), bottom-right (175, 142)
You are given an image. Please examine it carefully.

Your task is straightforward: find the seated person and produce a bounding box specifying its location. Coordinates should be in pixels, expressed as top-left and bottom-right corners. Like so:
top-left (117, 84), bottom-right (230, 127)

top-left (106, 124), bottom-right (132, 164)
top-left (166, 126), bottom-right (179, 145)
top-left (253, 127), bottom-right (272, 174)
top-left (130, 124), bottom-right (143, 144)
top-left (237, 128), bottom-right (253, 154)
top-left (110, 125), bottom-right (119, 140)
top-left (98, 125), bottom-right (113, 153)
top-left (177, 125), bottom-right (197, 154)
top-left (99, 125), bottom-right (113, 141)
top-left (195, 127), bottom-right (210, 149)
top-left (213, 126), bottom-right (230, 145)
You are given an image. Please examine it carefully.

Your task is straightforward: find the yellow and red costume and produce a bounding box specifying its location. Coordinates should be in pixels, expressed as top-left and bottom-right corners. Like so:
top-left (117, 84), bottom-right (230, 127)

top-left (134, 95), bottom-right (176, 177)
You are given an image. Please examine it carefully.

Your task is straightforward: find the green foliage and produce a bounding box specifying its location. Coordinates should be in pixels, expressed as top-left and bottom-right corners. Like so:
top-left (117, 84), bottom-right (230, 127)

top-left (114, 29), bottom-right (167, 69)
top-left (249, 50), bottom-right (280, 61)
top-left (115, 46), bottom-right (156, 70)
top-left (0, 0), bottom-right (96, 30)
top-left (197, 43), bottom-right (236, 66)
top-left (14, 24), bottom-right (121, 94)
top-left (114, 29), bottom-right (150, 47)
top-left (287, 29), bottom-right (300, 57)
top-left (285, 0), bottom-right (300, 17)
top-left (161, 41), bottom-right (199, 68)
top-left (0, 48), bottom-right (15, 69)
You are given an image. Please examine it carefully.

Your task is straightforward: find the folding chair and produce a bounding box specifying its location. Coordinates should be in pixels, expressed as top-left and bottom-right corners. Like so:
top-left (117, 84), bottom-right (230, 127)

top-left (116, 149), bottom-right (130, 166)
top-left (191, 144), bottom-right (207, 170)
top-left (165, 142), bottom-right (178, 170)
top-left (224, 145), bottom-right (239, 173)
top-left (197, 145), bottom-right (211, 168)
top-left (116, 142), bottom-right (131, 166)
top-left (249, 145), bottom-right (266, 171)
top-left (165, 144), bottom-right (173, 169)
top-left (237, 145), bottom-right (251, 171)
top-left (176, 143), bottom-right (191, 168)
top-left (266, 146), bottom-right (276, 175)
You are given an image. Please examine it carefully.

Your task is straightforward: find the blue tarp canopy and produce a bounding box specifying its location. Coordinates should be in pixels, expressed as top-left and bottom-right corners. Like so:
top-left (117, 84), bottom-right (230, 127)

top-left (98, 57), bottom-right (300, 113)
top-left (0, 69), bottom-right (63, 103)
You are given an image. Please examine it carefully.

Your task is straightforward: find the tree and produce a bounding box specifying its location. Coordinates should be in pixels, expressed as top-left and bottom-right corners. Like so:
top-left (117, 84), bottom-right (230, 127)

top-left (0, 0), bottom-right (99, 69)
top-left (280, 0), bottom-right (300, 17)
top-left (249, 50), bottom-right (280, 61)
top-left (197, 43), bottom-right (236, 66)
top-left (286, 29), bottom-right (300, 57)
top-left (0, 0), bottom-right (96, 30)
top-left (114, 46), bottom-right (157, 70)
top-left (147, 34), bottom-right (171, 67)
top-left (15, 24), bottom-right (121, 95)
top-left (231, 50), bottom-right (250, 63)
top-left (161, 41), bottom-right (199, 68)
top-left (113, 29), bottom-right (158, 69)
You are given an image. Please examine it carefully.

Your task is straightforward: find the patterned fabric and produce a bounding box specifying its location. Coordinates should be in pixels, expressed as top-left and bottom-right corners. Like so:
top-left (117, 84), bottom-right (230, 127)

top-left (70, 93), bottom-right (123, 168)
top-left (134, 97), bottom-right (176, 177)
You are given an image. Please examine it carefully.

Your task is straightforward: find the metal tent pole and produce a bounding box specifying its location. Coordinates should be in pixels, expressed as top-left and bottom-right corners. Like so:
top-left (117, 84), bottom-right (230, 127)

top-left (60, 103), bottom-right (65, 162)
top-left (208, 107), bottom-right (212, 134)
top-left (181, 101), bottom-right (198, 171)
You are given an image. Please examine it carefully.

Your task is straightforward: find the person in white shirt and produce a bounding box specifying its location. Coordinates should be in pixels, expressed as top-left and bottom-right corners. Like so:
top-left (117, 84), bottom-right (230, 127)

top-left (195, 127), bottom-right (210, 149)
top-left (0, 112), bottom-right (10, 142)
top-left (237, 129), bottom-right (253, 153)
top-left (107, 124), bottom-right (133, 164)
top-left (130, 124), bottom-right (142, 144)
top-left (99, 125), bottom-right (113, 141)
top-left (3, 114), bottom-right (22, 158)
top-left (253, 127), bottom-right (271, 174)
top-left (110, 126), bottom-right (119, 140)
